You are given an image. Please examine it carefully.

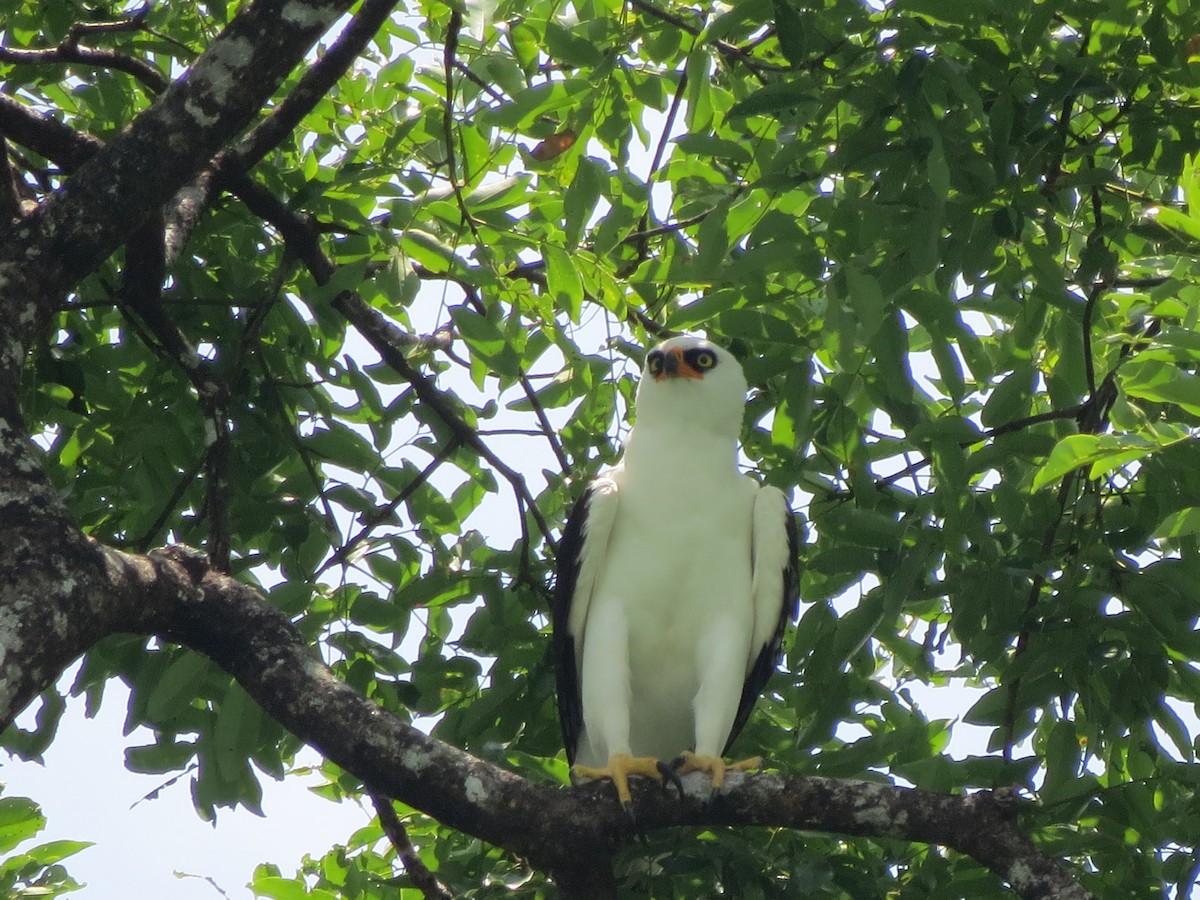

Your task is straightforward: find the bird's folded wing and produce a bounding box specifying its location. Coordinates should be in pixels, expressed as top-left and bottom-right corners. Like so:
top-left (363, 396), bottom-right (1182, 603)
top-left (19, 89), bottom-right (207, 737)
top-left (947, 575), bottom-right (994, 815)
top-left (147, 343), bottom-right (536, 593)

top-left (551, 473), bottom-right (621, 763)
top-left (724, 484), bottom-right (799, 753)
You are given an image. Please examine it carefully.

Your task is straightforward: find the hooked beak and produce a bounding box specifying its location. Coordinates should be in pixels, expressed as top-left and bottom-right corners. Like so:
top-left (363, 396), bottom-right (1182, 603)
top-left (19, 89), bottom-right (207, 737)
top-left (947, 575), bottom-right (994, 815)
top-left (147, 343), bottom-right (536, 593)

top-left (653, 347), bottom-right (704, 382)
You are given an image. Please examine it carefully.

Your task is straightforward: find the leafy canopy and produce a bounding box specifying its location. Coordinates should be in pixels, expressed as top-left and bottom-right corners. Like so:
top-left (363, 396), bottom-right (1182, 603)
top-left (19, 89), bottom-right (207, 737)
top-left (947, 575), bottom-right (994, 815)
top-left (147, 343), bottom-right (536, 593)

top-left (5, 0), bottom-right (1200, 895)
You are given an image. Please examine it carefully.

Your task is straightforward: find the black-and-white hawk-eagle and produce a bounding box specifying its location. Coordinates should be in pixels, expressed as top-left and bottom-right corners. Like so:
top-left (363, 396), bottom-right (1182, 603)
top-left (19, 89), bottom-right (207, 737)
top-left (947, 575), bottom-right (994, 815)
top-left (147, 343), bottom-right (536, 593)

top-left (552, 335), bottom-right (799, 811)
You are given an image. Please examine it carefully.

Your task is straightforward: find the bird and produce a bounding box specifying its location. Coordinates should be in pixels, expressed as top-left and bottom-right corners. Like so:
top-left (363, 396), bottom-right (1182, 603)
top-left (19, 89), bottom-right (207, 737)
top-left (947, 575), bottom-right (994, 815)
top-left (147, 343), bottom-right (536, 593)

top-left (552, 334), bottom-right (799, 814)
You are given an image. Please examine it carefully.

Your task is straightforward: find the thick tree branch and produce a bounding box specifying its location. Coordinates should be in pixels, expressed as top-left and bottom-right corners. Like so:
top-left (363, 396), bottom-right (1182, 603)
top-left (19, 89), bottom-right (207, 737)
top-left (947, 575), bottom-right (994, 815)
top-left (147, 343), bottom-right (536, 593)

top-left (0, 94), bottom-right (102, 171)
top-left (165, 0), bottom-right (401, 261)
top-left (0, 530), bottom-right (1092, 898)
top-left (0, 0), bottom-right (356, 350)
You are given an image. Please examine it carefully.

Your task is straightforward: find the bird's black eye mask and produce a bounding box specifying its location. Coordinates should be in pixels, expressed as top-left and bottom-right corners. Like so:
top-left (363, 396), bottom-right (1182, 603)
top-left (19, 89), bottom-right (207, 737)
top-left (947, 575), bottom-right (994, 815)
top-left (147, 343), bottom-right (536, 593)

top-left (645, 346), bottom-right (720, 379)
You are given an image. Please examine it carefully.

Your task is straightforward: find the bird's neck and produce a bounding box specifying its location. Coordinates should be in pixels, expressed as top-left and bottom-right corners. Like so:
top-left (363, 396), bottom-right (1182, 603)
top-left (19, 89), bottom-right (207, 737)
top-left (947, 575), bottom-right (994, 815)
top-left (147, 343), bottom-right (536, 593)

top-left (621, 421), bottom-right (738, 487)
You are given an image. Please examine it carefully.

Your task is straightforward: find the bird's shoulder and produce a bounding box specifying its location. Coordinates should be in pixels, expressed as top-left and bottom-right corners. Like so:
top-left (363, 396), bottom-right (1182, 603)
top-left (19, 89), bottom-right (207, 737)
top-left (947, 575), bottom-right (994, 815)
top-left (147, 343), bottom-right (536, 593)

top-left (748, 479), bottom-right (789, 503)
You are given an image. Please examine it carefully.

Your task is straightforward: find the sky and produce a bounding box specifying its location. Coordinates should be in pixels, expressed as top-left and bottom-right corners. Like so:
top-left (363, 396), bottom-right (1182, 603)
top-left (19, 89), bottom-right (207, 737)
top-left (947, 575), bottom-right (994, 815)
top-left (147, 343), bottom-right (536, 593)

top-left (3, 674), bottom-right (367, 899)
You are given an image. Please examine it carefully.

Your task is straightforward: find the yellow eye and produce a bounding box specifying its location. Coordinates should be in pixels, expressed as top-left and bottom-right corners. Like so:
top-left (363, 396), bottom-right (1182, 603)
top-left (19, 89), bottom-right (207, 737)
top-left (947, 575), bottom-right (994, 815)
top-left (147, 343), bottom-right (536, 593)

top-left (694, 350), bottom-right (717, 369)
top-left (647, 353), bottom-right (664, 375)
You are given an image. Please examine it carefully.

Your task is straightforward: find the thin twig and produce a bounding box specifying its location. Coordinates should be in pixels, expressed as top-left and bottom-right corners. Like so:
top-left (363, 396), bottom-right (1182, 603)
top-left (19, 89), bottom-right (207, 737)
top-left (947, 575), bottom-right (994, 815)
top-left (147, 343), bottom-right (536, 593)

top-left (63, 3), bottom-right (151, 44)
top-left (454, 59), bottom-right (505, 102)
top-left (0, 139), bottom-right (24, 223)
top-left (318, 440), bottom-right (461, 577)
top-left (624, 205), bottom-right (722, 243)
top-left (0, 14), bottom-right (168, 94)
top-left (626, 0), bottom-right (785, 78)
top-left (1002, 472), bottom-right (1077, 763)
top-left (129, 454), bottom-right (208, 551)
top-left (456, 289), bottom-right (571, 475)
top-left (516, 369), bottom-right (572, 474)
top-left (628, 64), bottom-right (689, 268)
top-left (369, 790), bottom-right (453, 900)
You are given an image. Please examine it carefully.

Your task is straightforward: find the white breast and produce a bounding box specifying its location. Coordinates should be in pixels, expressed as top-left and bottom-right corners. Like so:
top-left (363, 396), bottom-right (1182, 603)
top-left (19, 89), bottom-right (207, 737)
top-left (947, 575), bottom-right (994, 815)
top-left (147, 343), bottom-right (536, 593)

top-left (578, 422), bottom-right (757, 763)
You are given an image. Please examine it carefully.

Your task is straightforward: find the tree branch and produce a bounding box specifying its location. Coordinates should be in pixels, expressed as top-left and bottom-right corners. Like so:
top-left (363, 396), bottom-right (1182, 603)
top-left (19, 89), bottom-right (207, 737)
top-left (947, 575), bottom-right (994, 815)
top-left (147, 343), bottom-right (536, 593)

top-left (164, 0), bottom-right (401, 261)
top-left (626, 0), bottom-right (785, 79)
top-left (0, 5), bottom-right (169, 95)
top-left (0, 93), bottom-right (103, 172)
top-left (369, 790), bottom-right (454, 900)
top-left (0, 532), bottom-right (1093, 898)
top-left (0, 139), bottom-right (24, 223)
top-left (0, 0), bottom-right (357, 350)
top-left (117, 213), bottom-right (234, 569)
top-left (317, 439), bottom-right (462, 577)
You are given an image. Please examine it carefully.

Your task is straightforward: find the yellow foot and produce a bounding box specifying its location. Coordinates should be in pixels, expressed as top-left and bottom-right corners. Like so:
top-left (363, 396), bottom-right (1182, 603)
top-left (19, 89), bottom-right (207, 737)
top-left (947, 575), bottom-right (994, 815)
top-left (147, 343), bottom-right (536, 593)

top-left (672, 750), bottom-right (763, 790)
top-left (572, 753), bottom-right (665, 814)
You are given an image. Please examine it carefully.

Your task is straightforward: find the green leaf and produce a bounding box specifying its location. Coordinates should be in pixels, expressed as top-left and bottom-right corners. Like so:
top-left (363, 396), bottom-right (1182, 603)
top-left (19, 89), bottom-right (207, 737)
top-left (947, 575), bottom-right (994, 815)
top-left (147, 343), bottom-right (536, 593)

top-left (727, 81), bottom-right (811, 119)
top-left (145, 652), bottom-right (210, 723)
top-left (481, 79), bottom-right (591, 130)
top-left (1032, 426), bottom-right (1191, 490)
top-left (126, 739), bottom-right (199, 774)
top-left (981, 365), bottom-right (1036, 429)
top-left (213, 683), bottom-right (262, 784)
top-left (564, 157), bottom-right (606, 249)
top-left (544, 21), bottom-right (605, 67)
top-left (771, 0), bottom-right (808, 67)
top-left (251, 874), bottom-right (339, 900)
top-left (11, 838), bottom-right (92, 866)
top-left (1121, 356), bottom-right (1200, 415)
top-left (1154, 507), bottom-right (1200, 539)
top-left (0, 798), bottom-right (43, 854)
top-left (544, 245), bottom-right (585, 321)
top-left (464, 174), bottom-right (533, 212)
top-left (674, 133), bottom-right (752, 164)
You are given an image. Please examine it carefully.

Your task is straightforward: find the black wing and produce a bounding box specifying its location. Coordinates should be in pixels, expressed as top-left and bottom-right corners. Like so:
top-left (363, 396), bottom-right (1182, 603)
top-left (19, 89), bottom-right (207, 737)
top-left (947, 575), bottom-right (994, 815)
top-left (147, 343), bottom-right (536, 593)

top-left (723, 501), bottom-right (800, 755)
top-left (551, 485), bottom-right (593, 765)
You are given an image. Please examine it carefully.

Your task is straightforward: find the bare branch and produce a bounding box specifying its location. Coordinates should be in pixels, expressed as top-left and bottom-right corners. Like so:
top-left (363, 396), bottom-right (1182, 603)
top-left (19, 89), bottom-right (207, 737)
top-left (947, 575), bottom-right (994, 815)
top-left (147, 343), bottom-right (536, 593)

top-left (63, 4), bottom-right (153, 44)
top-left (318, 439), bottom-right (462, 577)
top-left (628, 64), bottom-right (689, 267)
top-left (0, 29), bottom-right (168, 94)
top-left (0, 94), bottom-right (102, 172)
top-left (370, 790), bottom-right (454, 900)
top-left (51, 545), bottom-right (1075, 900)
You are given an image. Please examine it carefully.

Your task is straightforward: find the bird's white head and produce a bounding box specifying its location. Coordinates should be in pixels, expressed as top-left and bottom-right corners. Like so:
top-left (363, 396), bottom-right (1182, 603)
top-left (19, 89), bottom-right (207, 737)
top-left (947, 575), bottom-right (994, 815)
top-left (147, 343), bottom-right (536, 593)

top-left (633, 335), bottom-right (747, 439)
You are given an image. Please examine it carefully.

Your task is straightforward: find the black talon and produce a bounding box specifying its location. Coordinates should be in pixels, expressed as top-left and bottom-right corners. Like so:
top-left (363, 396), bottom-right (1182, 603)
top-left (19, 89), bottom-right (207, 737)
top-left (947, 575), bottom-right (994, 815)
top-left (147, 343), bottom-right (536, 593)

top-left (657, 759), bottom-right (684, 796)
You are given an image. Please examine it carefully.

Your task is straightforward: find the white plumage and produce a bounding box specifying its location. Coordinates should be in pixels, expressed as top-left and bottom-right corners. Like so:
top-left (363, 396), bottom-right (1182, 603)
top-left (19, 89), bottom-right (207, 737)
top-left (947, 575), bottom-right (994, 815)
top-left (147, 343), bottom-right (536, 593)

top-left (553, 335), bottom-right (797, 809)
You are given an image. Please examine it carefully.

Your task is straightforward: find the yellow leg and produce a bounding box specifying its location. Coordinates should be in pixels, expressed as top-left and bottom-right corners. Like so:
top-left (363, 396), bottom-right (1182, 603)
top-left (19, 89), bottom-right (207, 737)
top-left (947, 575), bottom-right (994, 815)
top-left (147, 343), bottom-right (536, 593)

top-left (673, 750), bottom-right (763, 789)
top-left (572, 753), bottom-right (665, 812)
